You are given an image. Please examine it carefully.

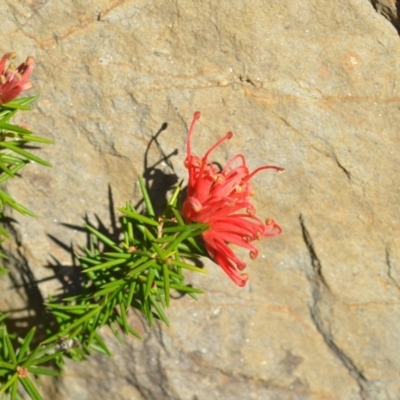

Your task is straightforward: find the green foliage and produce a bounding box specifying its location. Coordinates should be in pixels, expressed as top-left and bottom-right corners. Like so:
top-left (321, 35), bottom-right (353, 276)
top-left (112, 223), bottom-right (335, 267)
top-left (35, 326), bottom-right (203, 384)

top-left (0, 322), bottom-right (61, 400)
top-left (0, 96), bottom-right (55, 399)
top-left (0, 96), bottom-right (209, 400)
top-left (45, 176), bottom-right (208, 359)
top-left (0, 96), bottom-right (52, 220)
top-left (0, 96), bottom-right (53, 246)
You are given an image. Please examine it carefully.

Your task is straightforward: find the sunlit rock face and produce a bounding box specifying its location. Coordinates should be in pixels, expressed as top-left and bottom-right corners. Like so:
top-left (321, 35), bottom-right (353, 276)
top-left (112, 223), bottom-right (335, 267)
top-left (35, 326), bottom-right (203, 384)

top-left (2, 1), bottom-right (400, 399)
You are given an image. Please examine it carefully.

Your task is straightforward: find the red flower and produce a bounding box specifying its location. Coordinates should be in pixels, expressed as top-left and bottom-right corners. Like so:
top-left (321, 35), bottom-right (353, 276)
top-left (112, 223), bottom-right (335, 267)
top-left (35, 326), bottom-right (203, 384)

top-left (182, 112), bottom-right (283, 287)
top-left (0, 52), bottom-right (35, 104)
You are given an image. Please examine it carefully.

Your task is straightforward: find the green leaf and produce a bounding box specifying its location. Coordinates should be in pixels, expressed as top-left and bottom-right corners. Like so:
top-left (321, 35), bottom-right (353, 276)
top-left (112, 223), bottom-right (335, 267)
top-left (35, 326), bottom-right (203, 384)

top-left (19, 375), bottom-right (43, 400)
top-left (140, 286), bottom-right (153, 327)
top-left (108, 323), bottom-right (124, 344)
top-left (169, 259), bottom-right (208, 273)
top-left (82, 257), bottom-right (126, 273)
top-left (162, 222), bottom-right (208, 234)
top-left (25, 352), bottom-right (61, 366)
top-left (0, 368), bottom-right (11, 377)
top-left (94, 281), bottom-right (124, 297)
top-left (118, 292), bottom-right (129, 334)
top-left (4, 328), bottom-right (17, 364)
top-left (0, 122), bottom-right (34, 135)
top-left (99, 278), bottom-right (127, 289)
top-left (0, 161), bottom-right (25, 184)
top-left (171, 207), bottom-right (185, 225)
top-left (169, 283), bottom-right (204, 293)
top-left (162, 263), bottom-right (170, 307)
top-left (43, 306), bottom-right (101, 344)
top-left (0, 158), bottom-right (15, 176)
top-left (97, 304), bottom-right (112, 328)
top-left (162, 229), bottom-right (197, 255)
top-left (144, 268), bottom-right (155, 299)
top-left (87, 310), bottom-right (103, 345)
top-left (128, 258), bottom-right (157, 278)
top-left (27, 366), bottom-right (60, 377)
top-left (19, 135), bottom-right (54, 145)
top-left (140, 226), bottom-right (164, 258)
top-left (84, 224), bottom-right (122, 252)
top-left (75, 256), bottom-right (101, 267)
top-left (0, 372), bottom-right (18, 395)
top-left (0, 190), bottom-right (36, 216)
top-left (138, 175), bottom-right (155, 217)
top-left (0, 312), bottom-right (10, 323)
top-left (125, 325), bottom-right (141, 339)
top-left (125, 216), bottom-right (135, 244)
top-left (0, 95), bottom-right (39, 109)
top-left (90, 332), bottom-right (112, 356)
top-left (21, 343), bottom-right (43, 367)
top-left (0, 360), bottom-right (15, 369)
top-left (16, 327), bottom-right (36, 362)
top-left (0, 142), bottom-right (51, 167)
top-left (126, 279), bottom-right (136, 310)
top-left (102, 252), bottom-right (132, 259)
top-left (167, 181), bottom-right (182, 207)
top-left (118, 208), bottom-right (159, 227)
top-left (10, 377), bottom-right (18, 400)
top-left (148, 295), bottom-right (169, 327)
top-left (0, 108), bottom-right (17, 124)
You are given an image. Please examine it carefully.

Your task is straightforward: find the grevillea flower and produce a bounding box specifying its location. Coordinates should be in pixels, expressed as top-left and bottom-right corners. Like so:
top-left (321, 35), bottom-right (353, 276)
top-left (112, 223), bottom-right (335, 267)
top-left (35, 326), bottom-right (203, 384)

top-left (0, 52), bottom-right (35, 104)
top-left (182, 112), bottom-right (283, 287)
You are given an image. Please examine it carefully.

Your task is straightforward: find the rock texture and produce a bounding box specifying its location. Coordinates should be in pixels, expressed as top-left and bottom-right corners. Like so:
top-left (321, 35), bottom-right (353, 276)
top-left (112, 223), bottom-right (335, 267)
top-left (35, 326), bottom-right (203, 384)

top-left (2, 0), bottom-right (400, 399)
top-left (370, 0), bottom-right (400, 31)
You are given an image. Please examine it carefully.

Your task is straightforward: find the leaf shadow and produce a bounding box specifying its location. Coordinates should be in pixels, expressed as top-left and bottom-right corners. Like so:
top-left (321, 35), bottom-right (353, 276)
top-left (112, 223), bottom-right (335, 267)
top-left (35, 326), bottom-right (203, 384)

top-left (1, 120), bottom-right (203, 344)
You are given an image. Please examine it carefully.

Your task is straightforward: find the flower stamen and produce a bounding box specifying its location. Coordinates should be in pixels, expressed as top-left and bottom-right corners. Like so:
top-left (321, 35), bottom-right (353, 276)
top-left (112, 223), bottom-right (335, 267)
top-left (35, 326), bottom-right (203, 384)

top-left (182, 112), bottom-right (282, 286)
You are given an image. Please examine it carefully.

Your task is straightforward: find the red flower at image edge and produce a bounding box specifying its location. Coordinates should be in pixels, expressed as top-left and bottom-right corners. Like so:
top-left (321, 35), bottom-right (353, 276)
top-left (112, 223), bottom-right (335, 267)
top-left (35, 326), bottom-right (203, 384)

top-left (182, 112), bottom-right (284, 287)
top-left (0, 52), bottom-right (34, 104)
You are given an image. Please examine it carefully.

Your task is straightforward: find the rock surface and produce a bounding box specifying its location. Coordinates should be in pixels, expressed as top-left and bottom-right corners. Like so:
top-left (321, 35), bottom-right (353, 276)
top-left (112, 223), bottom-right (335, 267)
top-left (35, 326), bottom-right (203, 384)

top-left (2, 0), bottom-right (400, 399)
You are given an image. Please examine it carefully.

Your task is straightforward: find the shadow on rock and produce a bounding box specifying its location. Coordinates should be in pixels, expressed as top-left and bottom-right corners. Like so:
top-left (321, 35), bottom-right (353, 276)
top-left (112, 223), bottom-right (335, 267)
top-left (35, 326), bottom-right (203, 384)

top-left (1, 120), bottom-right (204, 347)
top-left (140, 121), bottom-right (179, 216)
top-left (370, 0), bottom-right (400, 34)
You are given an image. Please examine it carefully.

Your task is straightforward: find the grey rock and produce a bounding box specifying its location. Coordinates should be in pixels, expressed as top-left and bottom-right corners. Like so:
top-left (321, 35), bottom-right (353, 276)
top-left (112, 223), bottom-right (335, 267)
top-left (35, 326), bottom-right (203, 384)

top-left (2, 0), bottom-right (400, 399)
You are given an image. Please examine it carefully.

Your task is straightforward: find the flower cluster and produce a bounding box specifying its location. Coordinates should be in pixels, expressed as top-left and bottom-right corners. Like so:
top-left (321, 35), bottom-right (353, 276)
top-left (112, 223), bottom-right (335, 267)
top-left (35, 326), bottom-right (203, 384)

top-left (182, 112), bottom-right (283, 287)
top-left (0, 52), bottom-right (35, 104)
